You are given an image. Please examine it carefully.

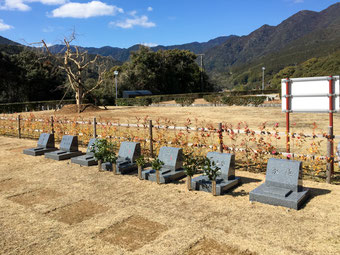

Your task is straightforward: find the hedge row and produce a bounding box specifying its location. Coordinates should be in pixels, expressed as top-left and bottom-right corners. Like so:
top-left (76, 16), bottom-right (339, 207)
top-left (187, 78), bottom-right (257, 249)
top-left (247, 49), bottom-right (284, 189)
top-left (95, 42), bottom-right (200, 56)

top-left (221, 96), bottom-right (267, 106)
top-left (174, 97), bottom-right (196, 106)
top-left (116, 98), bottom-right (152, 106)
top-left (0, 99), bottom-right (76, 113)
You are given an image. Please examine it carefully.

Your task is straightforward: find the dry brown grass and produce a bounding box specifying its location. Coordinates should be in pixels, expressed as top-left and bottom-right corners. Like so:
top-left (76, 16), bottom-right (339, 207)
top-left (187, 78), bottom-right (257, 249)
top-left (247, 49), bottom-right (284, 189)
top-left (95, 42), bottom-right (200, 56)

top-left (27, 104), bottom-right (340, 134)
top-left (0, 136), bottom-right (339, 255)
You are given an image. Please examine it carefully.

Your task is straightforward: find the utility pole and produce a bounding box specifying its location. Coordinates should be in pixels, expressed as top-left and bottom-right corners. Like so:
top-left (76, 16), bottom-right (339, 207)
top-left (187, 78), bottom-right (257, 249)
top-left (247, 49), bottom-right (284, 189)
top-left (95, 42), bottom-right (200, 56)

top-left (114, 70), bottom-right (119, 106)
top-left (197, 54), bottom-right (205, 91)
top-left (262, 66), bottom-right (266, 92)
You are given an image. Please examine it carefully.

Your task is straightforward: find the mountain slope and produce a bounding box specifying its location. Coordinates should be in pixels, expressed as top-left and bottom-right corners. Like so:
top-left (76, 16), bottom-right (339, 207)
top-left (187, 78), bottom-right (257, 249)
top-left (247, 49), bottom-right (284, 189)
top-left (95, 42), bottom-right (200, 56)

top-left (0, 36), bottom-right (20, 46)
top-left (204, 2), bottom-right (340, 86)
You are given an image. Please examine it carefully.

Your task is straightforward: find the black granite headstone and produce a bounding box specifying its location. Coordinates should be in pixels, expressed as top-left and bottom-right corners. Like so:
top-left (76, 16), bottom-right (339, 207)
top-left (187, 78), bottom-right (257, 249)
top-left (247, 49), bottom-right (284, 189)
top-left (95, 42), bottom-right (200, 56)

top-left (191, 152), bottom-right (239, 195)
top-left (45, 135), bottom-right (82, 160)
top-left (142, 147), bottom-right (185, 183)
top-left (71, 138), bottom-right (98, 166)
top-left (249, 158), bottom-right (310, 210)
top-left (23, 133), bottom-right (57, 156)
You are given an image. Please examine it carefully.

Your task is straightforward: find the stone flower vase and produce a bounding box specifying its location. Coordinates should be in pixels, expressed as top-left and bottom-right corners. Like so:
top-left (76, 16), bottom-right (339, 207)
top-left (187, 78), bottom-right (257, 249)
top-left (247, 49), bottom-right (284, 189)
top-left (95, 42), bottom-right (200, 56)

top-left (186, 176), bottom-right (192, 191)
top-left (212, 180), bottom-right (217, 196)
top-left (156, 169), bottom-right (160, 184)
top-left (98, 160), bottom-right (102, 171)
top-left (138, 165), bottom-right (143, 180)
top-left (112, 163), bottom-right (117, 175)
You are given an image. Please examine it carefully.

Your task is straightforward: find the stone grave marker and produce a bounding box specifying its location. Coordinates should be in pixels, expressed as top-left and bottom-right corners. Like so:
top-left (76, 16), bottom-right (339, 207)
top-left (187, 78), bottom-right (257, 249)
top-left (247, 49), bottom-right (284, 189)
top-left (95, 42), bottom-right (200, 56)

top-left (191, 152), bottom-right (240, 195)
top-left (23, 133), bottom-right (57, 156)
top-left (45, 135), bottom-right (82, 160)
top-left (249, 158), bottom-right (310, 210)
top-left (102, 141), bottom-right (141, 174)
top-left (71, 138), bottom-right (98, 166)
top-left (141, 147), bottom-right (185, 183)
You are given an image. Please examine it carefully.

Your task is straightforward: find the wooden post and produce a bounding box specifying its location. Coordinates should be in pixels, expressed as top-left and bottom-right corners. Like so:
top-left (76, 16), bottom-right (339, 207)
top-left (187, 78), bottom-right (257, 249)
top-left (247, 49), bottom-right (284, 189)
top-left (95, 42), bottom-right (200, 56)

top-left (17, 115), bottom-right (21, 139)
top-left (218, 123), bottom-right (223, 153)
top-left (50, 116), bottom-right (55, 134)
top-left (327, 76), bottom-right (334, 184)
top-left (93, 117), bottom-right (97, 138)
top-left (149, 120), bottom-right (154, 158)
top-left (285, 78), bottom-right (290, 153)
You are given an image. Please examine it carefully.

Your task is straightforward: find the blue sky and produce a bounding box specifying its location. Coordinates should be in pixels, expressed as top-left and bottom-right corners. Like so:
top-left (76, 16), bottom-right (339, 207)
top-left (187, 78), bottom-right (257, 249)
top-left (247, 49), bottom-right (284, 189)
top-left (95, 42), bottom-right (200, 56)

top-left (0, 0), bottom-right (339, 48)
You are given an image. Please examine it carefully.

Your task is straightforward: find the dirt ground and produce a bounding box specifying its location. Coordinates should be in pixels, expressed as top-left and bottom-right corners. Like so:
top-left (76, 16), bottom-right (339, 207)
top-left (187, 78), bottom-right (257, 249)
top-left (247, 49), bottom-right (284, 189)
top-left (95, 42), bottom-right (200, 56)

top-left (0, 136), bottom-right (339, 255)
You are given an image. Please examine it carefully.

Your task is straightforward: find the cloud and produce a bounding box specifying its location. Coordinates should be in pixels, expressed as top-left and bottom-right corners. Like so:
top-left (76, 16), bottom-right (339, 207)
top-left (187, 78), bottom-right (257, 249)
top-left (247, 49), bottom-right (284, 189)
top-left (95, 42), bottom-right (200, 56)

top-left (0, 0), bottom-right (66, 11)
top-left (142, 42), bottom-right (158, 47)
top-left (293, 0), bottom-right (304, 3)
top-left (0, 19), bottom-right (14, 31)
top-left (147, 6), bottom-right (152, 12)
top-left (51, 1), bottom-right (123, 18)
top-left (110, 13), bottom-right (155, 29)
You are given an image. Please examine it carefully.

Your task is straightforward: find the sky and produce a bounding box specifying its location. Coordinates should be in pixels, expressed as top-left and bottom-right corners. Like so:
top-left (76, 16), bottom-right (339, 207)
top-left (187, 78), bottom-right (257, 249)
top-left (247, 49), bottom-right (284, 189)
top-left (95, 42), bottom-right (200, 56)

top-left (0, 0), bottom-right (339, 48)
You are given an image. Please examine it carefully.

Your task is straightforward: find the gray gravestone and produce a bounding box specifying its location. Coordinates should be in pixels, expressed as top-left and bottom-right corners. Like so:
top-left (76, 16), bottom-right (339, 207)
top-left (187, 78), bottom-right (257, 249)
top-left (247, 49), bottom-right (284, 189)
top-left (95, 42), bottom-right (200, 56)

top-left (45, 135), bottom-right (82, 160)
top-left (249, 158), bottom-right (309, 210)
top-left (105, 141), bottom-right (141, 174)
top-left (71, 138), bottom-right (98, 166)
top-left (142, 147), bottom-right (185, 183)
top-left (23, 133), bottom-right (57, 156)
top-left (191, 152), bottom-right (240, 195)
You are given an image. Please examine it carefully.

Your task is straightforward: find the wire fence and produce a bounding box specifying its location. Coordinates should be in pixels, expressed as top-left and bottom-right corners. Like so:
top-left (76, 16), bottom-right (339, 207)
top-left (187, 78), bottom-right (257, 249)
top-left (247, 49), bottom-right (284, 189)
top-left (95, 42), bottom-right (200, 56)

top-left (1, 113), bottom-right (338, 180)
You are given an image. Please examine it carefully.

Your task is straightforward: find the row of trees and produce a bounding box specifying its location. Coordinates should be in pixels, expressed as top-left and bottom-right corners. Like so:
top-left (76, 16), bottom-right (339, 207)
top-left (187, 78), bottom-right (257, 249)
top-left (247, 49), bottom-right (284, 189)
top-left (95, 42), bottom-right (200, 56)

top-left (1, 39), bottom-right (212, 110)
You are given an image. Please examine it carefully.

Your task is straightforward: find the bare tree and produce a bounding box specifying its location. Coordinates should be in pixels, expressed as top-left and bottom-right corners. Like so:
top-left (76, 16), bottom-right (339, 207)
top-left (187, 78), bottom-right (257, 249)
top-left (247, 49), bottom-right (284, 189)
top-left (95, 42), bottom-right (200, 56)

top-left (40, 33), bottom-right (106, 113)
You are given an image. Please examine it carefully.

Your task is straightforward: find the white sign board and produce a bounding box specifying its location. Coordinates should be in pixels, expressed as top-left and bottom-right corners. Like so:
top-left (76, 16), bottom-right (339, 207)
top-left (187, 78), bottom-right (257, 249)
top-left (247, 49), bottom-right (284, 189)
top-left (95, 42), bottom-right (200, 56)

top-left (281, 76), bottom-right (340, 113)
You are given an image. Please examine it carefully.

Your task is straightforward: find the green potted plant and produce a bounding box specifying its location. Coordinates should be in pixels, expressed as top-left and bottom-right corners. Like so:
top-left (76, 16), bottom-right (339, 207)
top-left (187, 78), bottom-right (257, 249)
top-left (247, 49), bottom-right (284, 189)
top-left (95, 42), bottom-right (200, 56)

top-left (183, 152), bottom-right (199, 191)
top-left (136, 155), bottom-right (147, 180)
top-left (151, 158), bottom-right (164, 184)
top-left (203, 157), bottom-right (221, 196)
top-left (91, 139), bottom-right (117, 172)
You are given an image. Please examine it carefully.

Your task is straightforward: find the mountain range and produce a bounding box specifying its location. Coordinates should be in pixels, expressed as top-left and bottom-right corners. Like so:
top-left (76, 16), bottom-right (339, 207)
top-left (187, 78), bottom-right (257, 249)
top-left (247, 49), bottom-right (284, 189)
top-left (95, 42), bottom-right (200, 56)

top-left (2, 2), bottom-right (340, 88)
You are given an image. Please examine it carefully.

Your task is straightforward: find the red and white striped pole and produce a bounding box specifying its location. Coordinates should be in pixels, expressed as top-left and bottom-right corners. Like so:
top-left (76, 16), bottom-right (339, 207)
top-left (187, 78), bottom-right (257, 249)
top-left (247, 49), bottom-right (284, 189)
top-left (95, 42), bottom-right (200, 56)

top-left (327, 76), bottom-right (334, 183)
top-left (285, 78), bottom-right (290, 153)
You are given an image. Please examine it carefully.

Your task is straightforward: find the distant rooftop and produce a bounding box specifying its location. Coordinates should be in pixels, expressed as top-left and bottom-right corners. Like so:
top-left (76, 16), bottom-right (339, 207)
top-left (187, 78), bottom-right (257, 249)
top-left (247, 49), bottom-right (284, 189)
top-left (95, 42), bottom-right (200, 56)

top-left (122, 90), bottom-right (152, 98)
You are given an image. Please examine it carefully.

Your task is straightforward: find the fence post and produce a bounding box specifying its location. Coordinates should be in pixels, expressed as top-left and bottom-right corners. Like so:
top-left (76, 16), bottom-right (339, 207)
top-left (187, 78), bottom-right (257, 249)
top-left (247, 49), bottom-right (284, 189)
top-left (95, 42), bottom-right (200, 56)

top-left (17, 115), bottom-right (21, 139)
top-left (326, 76), bottom-right (334, 184)
top-left (93, 117), bottom-right (97, 138)
top-left (218, 123), bottom-right (223, 153)
top-left (50, 116), bottom-right (55, 134)
top-left (149, 120), bottom-right (154, 158)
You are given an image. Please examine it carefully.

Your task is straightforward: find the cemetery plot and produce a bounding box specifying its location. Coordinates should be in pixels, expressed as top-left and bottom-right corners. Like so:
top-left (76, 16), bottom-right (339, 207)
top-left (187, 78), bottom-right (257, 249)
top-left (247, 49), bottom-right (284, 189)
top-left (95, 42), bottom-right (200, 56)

top-left (8, 188), bottom-right (62, 206)
top-left (186, 238), bottom-right (256, 255)
top-left (71, 138), bottom-right (98, 166)
top-left (249, 158), bottom-right (310, 209)
top-left (98, 215), bottom-right (167, 251)
top-left (45, 135), bottom-right (82, 160)
top-left (0, 178), bottom-right (26, 192)
top-left (115, 141), bottom-right (141, 174)
top-left (192, 152), bottom-right (240, 195)
top-left (142, 146), bottom-right (186, 183)
top-left (23, 133), bottom-right (57, 156)
top-left (45, 200), bottom-right (108, 225)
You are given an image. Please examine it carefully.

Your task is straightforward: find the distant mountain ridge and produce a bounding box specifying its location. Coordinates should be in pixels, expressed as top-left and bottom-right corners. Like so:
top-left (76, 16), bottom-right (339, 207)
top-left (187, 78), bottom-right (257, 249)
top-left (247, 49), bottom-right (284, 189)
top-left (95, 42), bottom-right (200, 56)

top-left (47, 35), bottom-right (235, 62)
top-left (0, 36), bottom-right (20, 46)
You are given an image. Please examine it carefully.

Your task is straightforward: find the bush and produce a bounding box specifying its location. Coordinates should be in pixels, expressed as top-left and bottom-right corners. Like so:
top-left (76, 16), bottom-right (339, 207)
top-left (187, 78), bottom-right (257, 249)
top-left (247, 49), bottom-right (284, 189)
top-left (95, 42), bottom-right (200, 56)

top-left (221, 96), bottom-right (266, 106)
top-left (175, 97), bottom-right (195, 106)
top-left (116, 97), bottom-right (152, 106)
top-left (203, 95), bottom-right (222, 105)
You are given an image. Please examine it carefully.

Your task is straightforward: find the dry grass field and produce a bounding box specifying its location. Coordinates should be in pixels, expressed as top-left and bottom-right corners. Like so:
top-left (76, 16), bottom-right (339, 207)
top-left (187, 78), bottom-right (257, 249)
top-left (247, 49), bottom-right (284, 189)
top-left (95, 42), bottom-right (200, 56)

top-left (30, 103), bottom-right (340, 135)
top-left (0, 136), bottom-right (339, 255)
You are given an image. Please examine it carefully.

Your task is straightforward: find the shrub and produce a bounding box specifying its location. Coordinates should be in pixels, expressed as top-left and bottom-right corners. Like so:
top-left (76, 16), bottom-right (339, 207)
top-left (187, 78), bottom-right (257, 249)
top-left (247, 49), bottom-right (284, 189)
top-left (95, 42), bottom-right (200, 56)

top-left (221, 96), bottom-right (266, 106)
top-left (175, 97), bottom-right (195, 106)
top-left (203, 95), bottom-right (222, 105)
